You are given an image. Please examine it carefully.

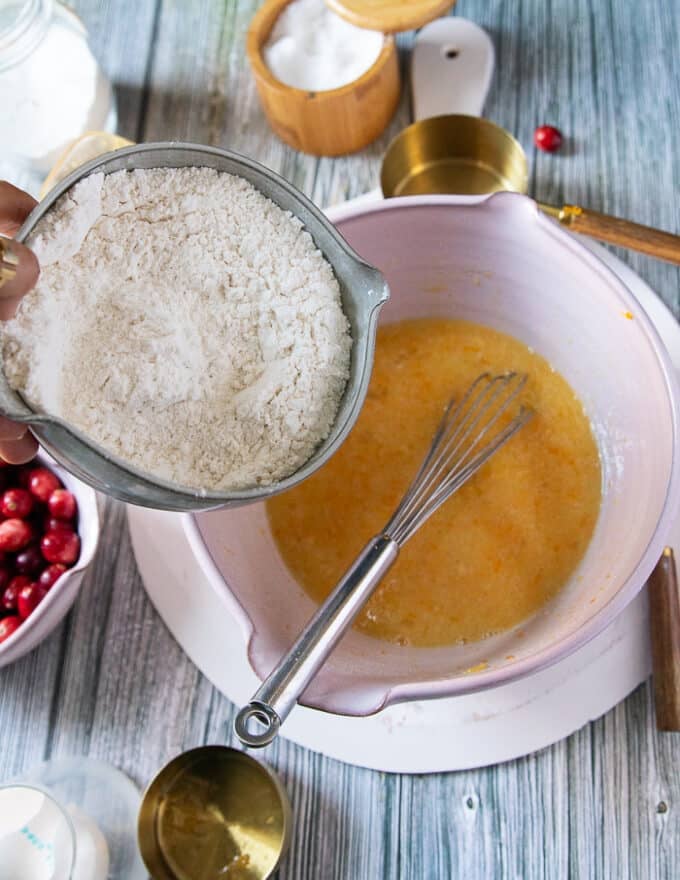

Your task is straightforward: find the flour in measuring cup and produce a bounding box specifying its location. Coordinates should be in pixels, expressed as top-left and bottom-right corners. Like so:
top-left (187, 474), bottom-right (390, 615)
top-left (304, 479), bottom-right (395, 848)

top-left (1, 167), bottom-right (351, 491)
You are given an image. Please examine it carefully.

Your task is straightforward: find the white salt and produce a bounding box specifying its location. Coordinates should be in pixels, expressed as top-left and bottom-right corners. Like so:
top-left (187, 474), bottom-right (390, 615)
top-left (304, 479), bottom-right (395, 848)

top-left (263, 0), bottom-right (384, 91)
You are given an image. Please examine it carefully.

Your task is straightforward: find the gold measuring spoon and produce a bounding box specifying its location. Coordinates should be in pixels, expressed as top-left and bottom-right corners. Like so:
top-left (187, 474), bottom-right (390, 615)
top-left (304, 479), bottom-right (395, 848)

top-left (381, 18), bottom-right (680, 266)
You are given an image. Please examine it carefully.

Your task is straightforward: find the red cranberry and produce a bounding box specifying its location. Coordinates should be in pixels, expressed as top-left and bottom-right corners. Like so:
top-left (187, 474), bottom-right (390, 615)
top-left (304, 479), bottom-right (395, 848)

top-left (17, 582), bottom-right (47, 620)
top-left (534, 124), bottom-right (562, 152)
top-left (39, 564), bottom-right (68, 590)
top-left (43, 516), bottom-right (71, 534)
top-left (1, 488), bottom-right (34, 519)
top-left (41, 530), bottom-right (80, 565)
top-left (0, 567), bottom-right (11, 593)
top-left (16, 466), bottom-right (33, 488)
top-left (15, 545), bottom-right (44, 575)
top-left (1, 581), bottom-right (22, 611)
top-left (27, 468), bottom-right (61, 503)
top-left (0, 518), bottom-right (33, 552)
top-left (3, 575), bottom-right (31, 611)
top-left (0, 615), bottom-right (21, 643)
top-left (47, 489), bottom-right (77, 521)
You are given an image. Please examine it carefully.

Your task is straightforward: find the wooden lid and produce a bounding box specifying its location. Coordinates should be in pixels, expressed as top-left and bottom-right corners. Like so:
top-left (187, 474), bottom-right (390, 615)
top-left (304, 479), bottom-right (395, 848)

top-left (326, 0), bottom-right (456, 34)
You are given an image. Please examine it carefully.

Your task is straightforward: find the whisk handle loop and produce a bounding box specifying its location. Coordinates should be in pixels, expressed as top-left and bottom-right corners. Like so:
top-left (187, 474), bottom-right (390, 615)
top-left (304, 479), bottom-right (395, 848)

top-left (235, 535), bottom-right (399, 748)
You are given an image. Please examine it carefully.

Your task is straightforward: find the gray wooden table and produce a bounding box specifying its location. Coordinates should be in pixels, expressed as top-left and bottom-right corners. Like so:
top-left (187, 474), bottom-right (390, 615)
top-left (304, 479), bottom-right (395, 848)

top-left (2, 1), bottom-right (680, 877)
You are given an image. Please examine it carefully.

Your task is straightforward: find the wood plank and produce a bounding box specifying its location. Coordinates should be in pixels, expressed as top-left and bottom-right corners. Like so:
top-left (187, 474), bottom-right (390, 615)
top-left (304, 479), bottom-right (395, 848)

top-left (69, 0), bottom-right (161, 140)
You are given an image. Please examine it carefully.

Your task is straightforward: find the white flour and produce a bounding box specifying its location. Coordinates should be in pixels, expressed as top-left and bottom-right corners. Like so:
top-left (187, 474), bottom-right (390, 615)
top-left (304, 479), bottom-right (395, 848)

top-left (1, 168), bottom-right (351, 491)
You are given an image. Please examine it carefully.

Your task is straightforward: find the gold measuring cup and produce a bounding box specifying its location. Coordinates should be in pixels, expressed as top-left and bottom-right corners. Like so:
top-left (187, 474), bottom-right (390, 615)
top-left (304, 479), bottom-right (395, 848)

top-left (381, 18), bottom-right (680, 265)
top-left (138, 746), bottom-right (292, 880)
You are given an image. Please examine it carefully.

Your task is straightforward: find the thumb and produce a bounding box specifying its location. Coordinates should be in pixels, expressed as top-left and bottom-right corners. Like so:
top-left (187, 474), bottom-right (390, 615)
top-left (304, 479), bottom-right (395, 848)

top-left (0, 237), bottom-right (40, 319)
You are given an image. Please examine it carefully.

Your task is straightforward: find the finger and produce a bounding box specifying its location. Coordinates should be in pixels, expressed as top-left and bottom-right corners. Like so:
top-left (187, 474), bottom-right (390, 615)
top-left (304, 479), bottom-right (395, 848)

top-left (0, 434), bottom-right (39, 465)
top-left (0, 415), bottom-right (31, 441)
top-left (0, 181), bottom-right (37, 236)
top-left (0, 417), bottom-right (38, 464)
top-left (0, 238), bottom-right (40, 319)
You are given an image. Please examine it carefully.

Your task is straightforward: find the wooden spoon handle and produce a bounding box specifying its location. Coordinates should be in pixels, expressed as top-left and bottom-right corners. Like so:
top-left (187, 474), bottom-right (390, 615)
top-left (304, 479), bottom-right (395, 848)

top-left (547, 204), bottom-right (680, 266)
top-left (648, 547), bottom-right (680, 731)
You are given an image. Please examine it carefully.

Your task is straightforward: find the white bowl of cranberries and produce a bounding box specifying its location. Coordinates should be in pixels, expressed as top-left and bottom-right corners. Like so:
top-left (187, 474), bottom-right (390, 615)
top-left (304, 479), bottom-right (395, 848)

top-left (0, 452), bottom-right (99, 667)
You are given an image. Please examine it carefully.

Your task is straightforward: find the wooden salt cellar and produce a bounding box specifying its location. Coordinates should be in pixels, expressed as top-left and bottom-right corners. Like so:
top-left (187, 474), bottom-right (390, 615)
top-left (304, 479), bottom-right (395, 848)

top-left (247, 0), bottom-right (401, 157)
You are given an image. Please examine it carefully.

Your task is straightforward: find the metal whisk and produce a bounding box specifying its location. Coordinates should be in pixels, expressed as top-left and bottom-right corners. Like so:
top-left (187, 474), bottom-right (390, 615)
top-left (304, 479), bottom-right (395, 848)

top-left (235, 373), bottom-right (533, 747)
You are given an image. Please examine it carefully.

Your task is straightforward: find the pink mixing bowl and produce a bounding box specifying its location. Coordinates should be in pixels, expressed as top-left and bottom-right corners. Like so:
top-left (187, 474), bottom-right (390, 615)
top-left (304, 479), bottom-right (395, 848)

top-left (185, 192), bottom-right (680, 716)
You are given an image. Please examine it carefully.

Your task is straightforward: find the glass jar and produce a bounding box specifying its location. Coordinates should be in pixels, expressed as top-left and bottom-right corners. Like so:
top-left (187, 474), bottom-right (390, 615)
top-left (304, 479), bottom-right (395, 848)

top-left (1, 756), bottom-right (148, 879)
top-left (0, 783), bottom-right (76, 878)
top-left (0, 0), bottom-right (116, 192)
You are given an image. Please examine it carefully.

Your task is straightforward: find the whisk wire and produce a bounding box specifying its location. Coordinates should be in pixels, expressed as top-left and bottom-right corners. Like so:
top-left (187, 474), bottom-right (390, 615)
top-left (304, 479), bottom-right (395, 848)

top-left (386, 372), bottom-right (493, 525)
top-left (422, 372), bottom-right (529, 504)
top-left (385, 372), bottom-right (532, 545)
top-left (391, 408), bottom-right (532, 545)
top-left (385, 373), bottom-right (512, 535)
top-left (401, 373), bottom-right (525, 516)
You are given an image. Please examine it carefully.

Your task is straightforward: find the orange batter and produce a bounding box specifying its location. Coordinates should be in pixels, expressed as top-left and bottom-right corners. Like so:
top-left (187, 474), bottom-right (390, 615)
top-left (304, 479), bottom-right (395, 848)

top-left (267, 319), bottom-right (601, 647)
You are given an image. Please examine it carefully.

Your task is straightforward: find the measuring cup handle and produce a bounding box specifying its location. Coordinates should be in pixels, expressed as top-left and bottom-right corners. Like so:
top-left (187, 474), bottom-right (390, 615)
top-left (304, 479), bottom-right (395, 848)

top-left (234, 535), bottom-right (399, 748)
top-left (548, 205), bottom-right (680, 267)
top-left (412, 18), bottom-right (495, 122)
top-left (648, 547), bottom-right (680, 730)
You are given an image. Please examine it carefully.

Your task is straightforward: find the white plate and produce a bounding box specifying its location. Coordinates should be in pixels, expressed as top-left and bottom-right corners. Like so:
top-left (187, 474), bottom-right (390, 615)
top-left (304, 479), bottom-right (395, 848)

top-left (128, 226), bottom-right (679, 774)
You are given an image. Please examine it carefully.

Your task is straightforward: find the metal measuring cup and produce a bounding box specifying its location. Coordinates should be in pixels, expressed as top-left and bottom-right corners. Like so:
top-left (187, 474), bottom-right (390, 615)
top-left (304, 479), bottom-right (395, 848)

top-left (380, 18), bottom-right (680, 265)
top-left (2, 142), bottom-right (389, 511)
top-left (137, 746), bottom-right (292, 880)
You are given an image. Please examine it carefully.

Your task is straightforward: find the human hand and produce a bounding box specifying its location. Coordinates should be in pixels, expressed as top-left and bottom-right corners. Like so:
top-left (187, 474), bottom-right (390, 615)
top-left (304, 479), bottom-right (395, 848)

top-left (0, 181), bottom-right (39, 463)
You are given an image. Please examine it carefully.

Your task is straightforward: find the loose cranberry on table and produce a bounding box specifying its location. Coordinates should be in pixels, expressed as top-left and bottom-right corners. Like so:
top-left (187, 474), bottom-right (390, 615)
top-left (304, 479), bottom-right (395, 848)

top-left (1, 488), bottom-right (34, 518)
top-left (0, 615), bottom-right (21, 643)
top-left (0, 518), bottom-right (34, 552)
top-left (533, 124), bottom-right (563, 152)
top-left (47, 489), bottom-right (77, 521)
top-left (39, 564), bottom-right (68, 590)
top-left (27, 467), bottom-right (62, 503)
top-left (41, 529), bottom-right (80, 565)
